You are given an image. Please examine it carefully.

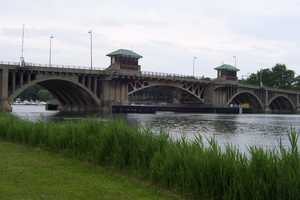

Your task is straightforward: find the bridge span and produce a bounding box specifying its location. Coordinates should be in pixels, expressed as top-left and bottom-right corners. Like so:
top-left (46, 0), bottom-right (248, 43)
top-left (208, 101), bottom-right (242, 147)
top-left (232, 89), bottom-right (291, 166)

top-left (0, 49), bottom-right (299, 114)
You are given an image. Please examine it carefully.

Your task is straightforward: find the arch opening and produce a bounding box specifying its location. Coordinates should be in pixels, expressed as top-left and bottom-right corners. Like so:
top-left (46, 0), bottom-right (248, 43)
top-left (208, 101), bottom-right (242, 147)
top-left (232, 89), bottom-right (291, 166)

top-left (228, 92), bottom-right (263, 113)
top-left (11, 78), bottom-right (101, 112)
top-left (269, 96), bottom-right (295, 114)
top-left (129, 85), bottom-right (203, 105)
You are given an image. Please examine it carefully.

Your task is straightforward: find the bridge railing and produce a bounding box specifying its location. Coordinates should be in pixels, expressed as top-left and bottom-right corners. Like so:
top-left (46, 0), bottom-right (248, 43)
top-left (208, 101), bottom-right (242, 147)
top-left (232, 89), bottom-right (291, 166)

top-left (238, 83), bottom-right (300, 94)
top-left (0, 61), bottom-right (209, 81)
top-left (0, 61), bottom-right (21, 66)
top-left (0, 61), bottom-right (106, 71)
top-left (141, 71), bottom-right (207, 81)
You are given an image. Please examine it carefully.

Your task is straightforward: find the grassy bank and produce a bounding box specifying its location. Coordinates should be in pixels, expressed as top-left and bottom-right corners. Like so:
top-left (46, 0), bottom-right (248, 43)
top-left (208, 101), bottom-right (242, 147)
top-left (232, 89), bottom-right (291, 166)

top-left (1, 113), bottom-right (300, 199)
top-left (0, 140), bottom-right (178, 200)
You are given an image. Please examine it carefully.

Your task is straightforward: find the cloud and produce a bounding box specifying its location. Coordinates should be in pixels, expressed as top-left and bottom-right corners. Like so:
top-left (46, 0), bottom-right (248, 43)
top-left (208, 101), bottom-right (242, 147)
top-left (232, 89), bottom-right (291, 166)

top-left (1, 0), bottom-right (300, 78)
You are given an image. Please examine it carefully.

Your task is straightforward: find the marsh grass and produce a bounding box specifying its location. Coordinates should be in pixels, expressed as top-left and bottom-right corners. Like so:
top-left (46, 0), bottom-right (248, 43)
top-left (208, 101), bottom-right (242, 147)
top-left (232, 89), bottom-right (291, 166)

top-left (1, 113), bottom-right (300, 199)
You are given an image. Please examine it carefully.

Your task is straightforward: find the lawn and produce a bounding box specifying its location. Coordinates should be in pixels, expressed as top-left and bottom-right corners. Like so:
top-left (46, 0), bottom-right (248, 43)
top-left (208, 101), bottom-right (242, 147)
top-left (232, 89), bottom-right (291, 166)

top-left (0, 141), bottom-right (179, 200)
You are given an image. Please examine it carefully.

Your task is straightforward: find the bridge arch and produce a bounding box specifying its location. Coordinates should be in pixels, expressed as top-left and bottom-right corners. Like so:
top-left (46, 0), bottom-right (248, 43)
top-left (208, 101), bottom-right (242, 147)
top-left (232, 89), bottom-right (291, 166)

top-left (10, 77), bottom-right (101, 112)
top-left (128, 83), bottom-right (204, 103)
top-left (268, 95), bottom-right (296, 113)
top-left (227, 91), bottom-right (264, 112)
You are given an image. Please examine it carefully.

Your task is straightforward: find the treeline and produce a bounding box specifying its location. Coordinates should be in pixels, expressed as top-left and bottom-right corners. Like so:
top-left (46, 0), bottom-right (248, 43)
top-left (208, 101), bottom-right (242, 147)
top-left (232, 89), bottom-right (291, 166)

top-left (240, 64), bottom-right (300, 89)
top-left (17, 85), bottom-right (53, 102)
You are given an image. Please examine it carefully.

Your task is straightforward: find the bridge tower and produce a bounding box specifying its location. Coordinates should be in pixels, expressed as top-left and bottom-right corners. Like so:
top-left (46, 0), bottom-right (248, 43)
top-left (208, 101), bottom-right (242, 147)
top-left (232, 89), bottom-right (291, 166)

top-left (204, 64), bottom-right (240, 106)
top-left (101, 49), bottom-right (143, 113)
top-left (215, 64), bottom-right (239, 81)
top-left (106, 49), bottom-right (143, 75)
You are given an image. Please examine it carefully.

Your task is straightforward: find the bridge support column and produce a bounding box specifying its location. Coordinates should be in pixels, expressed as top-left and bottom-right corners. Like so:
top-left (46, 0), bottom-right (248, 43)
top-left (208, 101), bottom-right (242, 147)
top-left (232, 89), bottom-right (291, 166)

top-left (264, 106), bottom-right (271, 114)
top-left (12, 71), bottom-right (16, 94)
top-left (297, 94), bottom-right (300, 114)
top-left (101, 80), bottom-right (129, 114)
top-left (101, 80), bottom-right (113, 114)
top-left (264, 89), bottom-right (271, 113)
top-left (120, 81), bottom-right (128, 105)
top-left (0, 69), bottom-right (12, 112)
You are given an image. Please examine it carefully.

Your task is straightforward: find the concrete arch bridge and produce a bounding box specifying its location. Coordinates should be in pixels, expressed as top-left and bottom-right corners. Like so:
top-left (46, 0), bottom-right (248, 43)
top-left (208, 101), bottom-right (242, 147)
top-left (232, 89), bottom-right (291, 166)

top-left (0, 49), bottom-right (299, 114)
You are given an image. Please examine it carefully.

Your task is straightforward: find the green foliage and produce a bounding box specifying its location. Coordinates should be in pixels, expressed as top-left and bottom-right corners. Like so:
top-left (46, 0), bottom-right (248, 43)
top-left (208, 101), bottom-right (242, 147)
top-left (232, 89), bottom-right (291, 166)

top-left (17, 85), bottom-right (53, 101)
top-left (0, 141), bottom-right (177, 200)
top-left (293, 75), bottom-right (300, 89)
top-left (241, 64), bottom-right (297, 89)
top-left (0, 113), bottom-right (300, 199)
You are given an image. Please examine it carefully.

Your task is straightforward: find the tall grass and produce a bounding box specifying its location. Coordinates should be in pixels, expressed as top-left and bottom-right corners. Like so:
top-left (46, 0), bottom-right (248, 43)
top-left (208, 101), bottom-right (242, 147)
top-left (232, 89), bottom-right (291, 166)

top-left (0, 113), bottom-right (300, 199)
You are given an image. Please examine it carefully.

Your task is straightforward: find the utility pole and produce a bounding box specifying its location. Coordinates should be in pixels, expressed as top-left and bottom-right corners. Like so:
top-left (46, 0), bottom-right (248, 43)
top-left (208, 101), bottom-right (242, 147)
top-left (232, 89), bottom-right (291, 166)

top-left (88, 30), bottom-right (93, 70)
top-left (49, 35), bottom-right (54, 67)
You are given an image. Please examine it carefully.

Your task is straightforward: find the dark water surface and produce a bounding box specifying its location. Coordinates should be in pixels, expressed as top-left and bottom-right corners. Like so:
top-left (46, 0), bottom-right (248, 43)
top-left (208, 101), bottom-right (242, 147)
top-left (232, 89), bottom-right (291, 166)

top-left (12, 105), bottom-right (300, 152)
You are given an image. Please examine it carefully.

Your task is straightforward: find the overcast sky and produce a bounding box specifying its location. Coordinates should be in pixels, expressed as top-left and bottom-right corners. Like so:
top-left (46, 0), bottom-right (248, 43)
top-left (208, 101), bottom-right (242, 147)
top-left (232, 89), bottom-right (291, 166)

top-left (1, 0), bottom-right (300, 78)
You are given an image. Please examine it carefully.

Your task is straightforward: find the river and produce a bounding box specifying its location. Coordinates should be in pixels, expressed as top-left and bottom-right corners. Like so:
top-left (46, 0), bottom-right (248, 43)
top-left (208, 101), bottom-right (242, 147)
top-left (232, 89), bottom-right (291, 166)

top-left (12, 105), bottom-right (300, 152)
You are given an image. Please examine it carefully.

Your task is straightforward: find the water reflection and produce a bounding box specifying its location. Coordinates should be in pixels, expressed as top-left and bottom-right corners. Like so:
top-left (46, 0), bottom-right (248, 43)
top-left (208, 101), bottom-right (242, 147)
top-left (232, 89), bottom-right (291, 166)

top-left (12, 105), bottom-right (300, 152)
top-left (211, 115), bottom-right (238, 135)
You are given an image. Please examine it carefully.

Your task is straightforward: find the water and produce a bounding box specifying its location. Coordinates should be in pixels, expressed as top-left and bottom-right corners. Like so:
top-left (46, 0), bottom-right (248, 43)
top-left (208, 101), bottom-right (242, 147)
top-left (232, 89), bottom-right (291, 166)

top-left (12, 105), bottom-right (300, 152)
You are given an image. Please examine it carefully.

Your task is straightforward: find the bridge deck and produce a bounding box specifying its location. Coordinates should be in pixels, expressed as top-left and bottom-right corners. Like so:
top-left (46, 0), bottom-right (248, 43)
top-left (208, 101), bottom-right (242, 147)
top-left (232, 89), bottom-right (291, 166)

top-left (0, 61), bottom-right (210, 83)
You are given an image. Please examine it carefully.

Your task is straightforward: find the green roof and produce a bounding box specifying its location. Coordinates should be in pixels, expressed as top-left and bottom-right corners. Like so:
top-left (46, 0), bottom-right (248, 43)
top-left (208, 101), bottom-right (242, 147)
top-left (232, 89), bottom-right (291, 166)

top-left (107, 49), bottom-right (143, 59)
top-left (214, 64), bottom-right (239, 72)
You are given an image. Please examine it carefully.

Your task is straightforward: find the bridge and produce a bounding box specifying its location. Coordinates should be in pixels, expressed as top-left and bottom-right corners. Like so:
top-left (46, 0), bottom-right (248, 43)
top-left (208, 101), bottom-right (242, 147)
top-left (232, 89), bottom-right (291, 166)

top-left (0, 49), bottom-right (299, 114)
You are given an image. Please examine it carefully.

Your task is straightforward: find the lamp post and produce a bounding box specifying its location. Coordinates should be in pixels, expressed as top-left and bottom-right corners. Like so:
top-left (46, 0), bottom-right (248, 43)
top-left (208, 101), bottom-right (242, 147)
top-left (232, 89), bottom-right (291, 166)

top-left (88, 30), bottom-right (93, 70)
top-left (20, 24), bottom-right (25, 66)
top-left (193, 56), bottom-right (197, 77)
top-left (49, 35), bottom-right (54, 67)
top-left (233, 56), bottom-right (237, 67)
top-left (260, 68), bottom-right (263, 87)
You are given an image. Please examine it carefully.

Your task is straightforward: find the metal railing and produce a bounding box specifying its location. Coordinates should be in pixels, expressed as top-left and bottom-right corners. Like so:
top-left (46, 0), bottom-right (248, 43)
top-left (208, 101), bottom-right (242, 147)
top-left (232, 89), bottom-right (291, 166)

top-left (238, 83), bottom-right (300, 94)
top-left (0, 61), bottom-right (20, 66)
top-left (0, 60), bottom-right (210, 81)
top-left (141, 71), bottom-right (207, 81)
top-left (0, 61), bottom-right (106, 71)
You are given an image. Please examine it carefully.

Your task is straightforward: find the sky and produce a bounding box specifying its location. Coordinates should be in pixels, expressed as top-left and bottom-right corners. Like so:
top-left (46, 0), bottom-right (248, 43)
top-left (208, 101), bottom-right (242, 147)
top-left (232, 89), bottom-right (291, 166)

top-left (1, 0), bottom-right (300, 78)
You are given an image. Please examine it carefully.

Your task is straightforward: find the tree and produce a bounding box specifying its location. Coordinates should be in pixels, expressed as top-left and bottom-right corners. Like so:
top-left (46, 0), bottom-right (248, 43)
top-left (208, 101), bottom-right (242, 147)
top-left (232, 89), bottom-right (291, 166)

top-left (271, 64), bottom-right (295, 89)
top-left (243, 68), bottom-right (273, 87)
top-left (37, 89), bottom-right (52, 102)
top-left (17, 85), bottom-right (53, 102)
top-left (241, 64), bottom-right (296, 89)
top-left (293, 75), bottom-right (300, 89)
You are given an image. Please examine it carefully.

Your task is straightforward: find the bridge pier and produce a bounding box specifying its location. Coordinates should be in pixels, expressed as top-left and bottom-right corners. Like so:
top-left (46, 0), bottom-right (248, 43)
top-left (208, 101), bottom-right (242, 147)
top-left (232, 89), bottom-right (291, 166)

top-left (297, 94), bottom-right (300, 114)
top-left (101, 80), bottom-right (129, 114)
top-left (101, 80), bottom-right (113, 114)
top-left (263, 106), bottom-right (272, 114)
top-left (0, 69), bottom-right (12, 112)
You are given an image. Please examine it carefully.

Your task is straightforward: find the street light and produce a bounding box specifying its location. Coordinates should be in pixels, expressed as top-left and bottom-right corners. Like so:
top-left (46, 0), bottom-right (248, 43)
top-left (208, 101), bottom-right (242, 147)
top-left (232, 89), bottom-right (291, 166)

top-left (88, 30), bottom-right (93, 70)
top-left (20, 24), bottom-right (25, 66)
top-left (233, 56), bottom-right (237, 67)
top-left (193, 56), bottom-right (197, 77)
top-left (259, 68), bottom-right (263, 87)
top-left (49, 35), bottom-right (54, 67)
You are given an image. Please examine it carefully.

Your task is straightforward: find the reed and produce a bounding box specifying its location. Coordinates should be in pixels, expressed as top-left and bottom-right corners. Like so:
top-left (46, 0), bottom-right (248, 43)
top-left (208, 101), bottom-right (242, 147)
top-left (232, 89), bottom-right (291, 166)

top-left (1, 113), bottom-right (299, 199)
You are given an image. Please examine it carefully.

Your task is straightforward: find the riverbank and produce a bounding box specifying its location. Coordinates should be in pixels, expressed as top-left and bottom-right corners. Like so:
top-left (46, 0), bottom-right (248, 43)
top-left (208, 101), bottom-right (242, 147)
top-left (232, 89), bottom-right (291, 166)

top-left (0, 140), bottom-right (178, 200)
top-left (1, 113), bottom-right (300, 199)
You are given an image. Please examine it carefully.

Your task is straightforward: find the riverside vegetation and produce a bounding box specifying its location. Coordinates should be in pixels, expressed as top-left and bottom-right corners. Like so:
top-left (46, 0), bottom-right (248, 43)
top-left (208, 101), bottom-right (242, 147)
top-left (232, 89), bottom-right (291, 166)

top-left (1, 113), bottom-right (300, 199)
